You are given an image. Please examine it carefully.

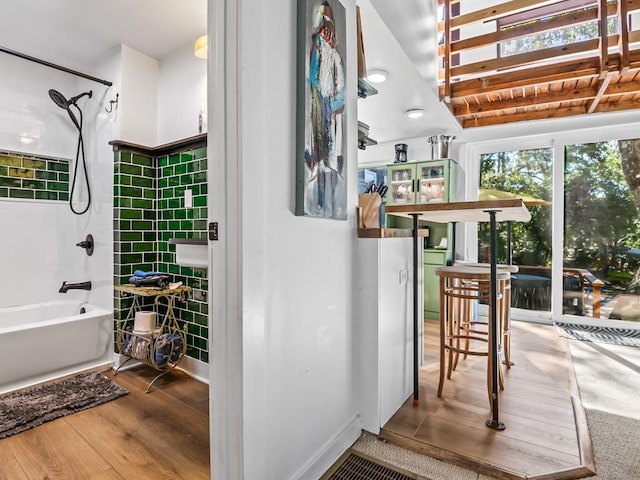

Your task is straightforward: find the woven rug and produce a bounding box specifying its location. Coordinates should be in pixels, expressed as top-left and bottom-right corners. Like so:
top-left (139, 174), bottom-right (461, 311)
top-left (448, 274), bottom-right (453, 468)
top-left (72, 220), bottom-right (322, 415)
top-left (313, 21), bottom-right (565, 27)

top-left (554, 322), bottom-right (640, 347)
top-left (0, 371), bottom-right (128, 439)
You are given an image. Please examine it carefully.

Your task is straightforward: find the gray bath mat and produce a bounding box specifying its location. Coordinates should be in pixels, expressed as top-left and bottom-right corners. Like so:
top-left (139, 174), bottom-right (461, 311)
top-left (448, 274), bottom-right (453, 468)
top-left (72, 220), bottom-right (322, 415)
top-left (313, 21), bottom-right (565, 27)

top-left (0, 371), bottom-right (128, 439)
top-left (555, 322), bottom-right (640, 347)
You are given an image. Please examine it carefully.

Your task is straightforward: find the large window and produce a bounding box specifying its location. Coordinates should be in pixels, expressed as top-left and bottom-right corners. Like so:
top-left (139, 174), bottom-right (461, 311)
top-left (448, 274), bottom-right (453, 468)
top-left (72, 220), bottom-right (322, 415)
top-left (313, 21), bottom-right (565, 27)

top-left (477, 139), bottom-right (640, 323)
top-left (564, 139), bottom-right (640, 321)
top-left (479, 149), bottom-right (553, 312)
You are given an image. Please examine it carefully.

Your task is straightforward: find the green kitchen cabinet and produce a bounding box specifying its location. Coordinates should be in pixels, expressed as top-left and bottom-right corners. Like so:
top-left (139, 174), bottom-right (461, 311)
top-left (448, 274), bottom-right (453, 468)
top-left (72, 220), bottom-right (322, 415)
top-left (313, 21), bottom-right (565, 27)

top-left (385, 159), bottom-right (457, 318)
top-left (386, 159), bottom-right (456, 207)
top-left (415, 159), bottom-right (455, 204)
top-left (386, 159), bottom-right (457, 230)
top-left (424, 249), bottom-right (449, 320)
top-left (386, 163), bottom-right (417, 206)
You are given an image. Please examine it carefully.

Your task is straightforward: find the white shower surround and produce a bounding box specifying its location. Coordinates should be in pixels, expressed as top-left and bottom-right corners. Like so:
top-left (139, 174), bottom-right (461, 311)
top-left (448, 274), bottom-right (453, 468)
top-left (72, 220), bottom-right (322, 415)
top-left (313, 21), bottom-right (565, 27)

top-left (0, 51), bottom-right (117, 312)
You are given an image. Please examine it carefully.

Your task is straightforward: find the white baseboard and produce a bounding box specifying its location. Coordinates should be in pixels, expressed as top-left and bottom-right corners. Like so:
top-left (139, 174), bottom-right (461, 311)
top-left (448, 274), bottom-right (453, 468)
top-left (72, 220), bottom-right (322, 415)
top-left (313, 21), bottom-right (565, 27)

top-left (291, 415), bottom-right (362, 480)
top-left (111, 352), bottom-right (209, 385)
top-left (176, 356), bottom-right (210, 384)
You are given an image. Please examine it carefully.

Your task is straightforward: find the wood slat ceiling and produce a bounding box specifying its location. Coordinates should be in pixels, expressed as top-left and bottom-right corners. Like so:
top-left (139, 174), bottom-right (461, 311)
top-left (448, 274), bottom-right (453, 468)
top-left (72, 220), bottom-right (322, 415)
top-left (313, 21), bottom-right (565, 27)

top-left (438, 0), bottom-right (640, 128)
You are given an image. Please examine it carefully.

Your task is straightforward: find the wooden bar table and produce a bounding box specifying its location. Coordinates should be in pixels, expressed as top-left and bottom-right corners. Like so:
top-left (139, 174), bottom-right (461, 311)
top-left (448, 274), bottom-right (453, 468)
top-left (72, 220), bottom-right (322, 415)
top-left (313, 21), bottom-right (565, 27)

top-left (385, 199), bottom-right (530, 430)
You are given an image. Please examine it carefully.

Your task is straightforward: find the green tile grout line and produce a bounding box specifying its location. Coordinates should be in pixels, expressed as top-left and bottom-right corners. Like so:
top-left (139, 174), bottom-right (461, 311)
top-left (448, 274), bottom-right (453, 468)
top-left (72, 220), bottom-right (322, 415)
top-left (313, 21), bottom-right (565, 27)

top-left (113, 146), bottom-right (209, 363)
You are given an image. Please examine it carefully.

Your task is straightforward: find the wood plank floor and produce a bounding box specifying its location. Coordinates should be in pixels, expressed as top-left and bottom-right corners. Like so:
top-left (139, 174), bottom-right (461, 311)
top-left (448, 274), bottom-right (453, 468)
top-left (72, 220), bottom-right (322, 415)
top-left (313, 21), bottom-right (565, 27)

top-left (0, 367), bottom-right (210, 480)
top-left (380, 320), bottom-right (596, 480)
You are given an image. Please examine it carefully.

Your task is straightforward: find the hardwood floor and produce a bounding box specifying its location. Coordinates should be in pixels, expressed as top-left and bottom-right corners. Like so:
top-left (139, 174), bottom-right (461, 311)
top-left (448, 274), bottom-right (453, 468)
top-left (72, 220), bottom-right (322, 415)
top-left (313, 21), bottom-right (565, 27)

top-left (380, 319), bottom-right (595, 480)
top-left (0, 322), bottom-right (595, 480)
top-left (0, 367), bottom-right (210, 480)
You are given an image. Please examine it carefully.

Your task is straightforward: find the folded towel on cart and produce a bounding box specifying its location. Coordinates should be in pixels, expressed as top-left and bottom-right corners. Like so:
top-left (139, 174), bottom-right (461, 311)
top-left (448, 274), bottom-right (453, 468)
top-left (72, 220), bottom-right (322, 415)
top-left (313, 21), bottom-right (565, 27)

top-left (133, 270), bottom-right (162, 278)
top-left (128, 274), bottom-right (171, 288)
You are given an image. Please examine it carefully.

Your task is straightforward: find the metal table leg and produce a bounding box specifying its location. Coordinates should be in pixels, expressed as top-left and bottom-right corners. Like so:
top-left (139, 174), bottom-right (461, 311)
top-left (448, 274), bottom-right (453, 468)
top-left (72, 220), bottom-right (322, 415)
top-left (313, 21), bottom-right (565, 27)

top-left (485, 209), bottom-right (505, 430)
top-left (410, 213), bottom-right (422, 405)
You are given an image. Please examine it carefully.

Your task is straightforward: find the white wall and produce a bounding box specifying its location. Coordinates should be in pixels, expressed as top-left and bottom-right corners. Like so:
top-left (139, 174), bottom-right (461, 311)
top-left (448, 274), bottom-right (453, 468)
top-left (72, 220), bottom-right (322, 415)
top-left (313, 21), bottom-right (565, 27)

top-left (358, 136), bottom-right (435, 167)
top-left (119, 45), bottom-right (158, 146)
top-left (229, 0), bottom-right (368, 478)
top-left (157, 41), bottom-right (207, 144)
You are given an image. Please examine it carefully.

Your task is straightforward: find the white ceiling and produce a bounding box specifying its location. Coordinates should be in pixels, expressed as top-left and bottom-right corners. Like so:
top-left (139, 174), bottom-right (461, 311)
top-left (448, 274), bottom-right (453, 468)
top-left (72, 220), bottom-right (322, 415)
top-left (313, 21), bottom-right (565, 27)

top-left (357, 0), bottom-right (459, 145)
top-left (0, 0), bottom-right (458, 145)
top-left (15, 0), bottom-right (600, 148)
top-left (3, 0), bottom-right (637, 148)
top-left (0, 0), bottom-right (207, 74)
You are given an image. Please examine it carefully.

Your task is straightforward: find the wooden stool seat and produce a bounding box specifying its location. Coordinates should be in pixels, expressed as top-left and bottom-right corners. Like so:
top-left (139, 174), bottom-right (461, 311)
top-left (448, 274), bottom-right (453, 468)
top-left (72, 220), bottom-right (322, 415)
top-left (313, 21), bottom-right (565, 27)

top-left (435, 265), bottom-right (510, 407)
top-left (457, 262), bottom-right (519, 368)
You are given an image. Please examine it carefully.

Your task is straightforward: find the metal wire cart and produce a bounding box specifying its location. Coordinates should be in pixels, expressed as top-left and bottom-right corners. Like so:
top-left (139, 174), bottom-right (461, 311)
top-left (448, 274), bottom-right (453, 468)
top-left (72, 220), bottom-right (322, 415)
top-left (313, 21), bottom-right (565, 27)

top-left (114, 284), bottom-right (191, 392)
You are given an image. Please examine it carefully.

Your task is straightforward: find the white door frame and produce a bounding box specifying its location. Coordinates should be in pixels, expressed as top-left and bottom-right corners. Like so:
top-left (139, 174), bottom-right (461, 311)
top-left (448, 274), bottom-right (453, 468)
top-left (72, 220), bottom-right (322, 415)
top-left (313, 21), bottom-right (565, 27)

top-left (209, 0), bottom-right (244, 479)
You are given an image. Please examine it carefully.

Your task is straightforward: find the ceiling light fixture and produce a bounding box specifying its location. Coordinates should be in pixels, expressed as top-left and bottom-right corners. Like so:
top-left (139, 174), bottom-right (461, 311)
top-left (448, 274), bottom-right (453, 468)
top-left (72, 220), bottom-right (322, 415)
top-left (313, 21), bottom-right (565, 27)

top-left (406, 109), bottom-right (425, 119)
top-left (367, 69), bottom-right (388, 84)
top-left (194, 35), bottom-right (208, 59)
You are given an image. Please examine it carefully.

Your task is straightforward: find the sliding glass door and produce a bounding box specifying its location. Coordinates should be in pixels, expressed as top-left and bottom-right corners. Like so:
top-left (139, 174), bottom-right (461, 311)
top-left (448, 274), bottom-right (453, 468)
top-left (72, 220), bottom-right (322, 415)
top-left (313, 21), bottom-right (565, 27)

top-left (478, 148), bottom-right (553, 313)
top-left (476, 138), bottom-right (640, 325)
top-left (564, 139), bottom-right (640, 323)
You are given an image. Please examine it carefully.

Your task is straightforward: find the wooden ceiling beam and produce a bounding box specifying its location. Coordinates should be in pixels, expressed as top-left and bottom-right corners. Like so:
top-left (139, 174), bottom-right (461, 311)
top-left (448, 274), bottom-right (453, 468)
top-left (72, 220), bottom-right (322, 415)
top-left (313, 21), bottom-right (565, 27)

top-left (626, 0), bottom-right (640, 14)
top-left (453, 86), bottom-right (599, 117)
top-left (442, 58), bottom-right (601, 97)
top-left (605, 79), bottom-right (640, 95)
top-left (450, 36), bottom-right (609, 78)
top-left (438, 0), bottom-right (640, 129)
top-left (594, 97), bottom-right (640, 113)
top-left (452, 78), bottom-right (640, 118)
top-left (441, 51), bottom-right (640, 98)
top-left (461, 105), bottom-right (589, 128)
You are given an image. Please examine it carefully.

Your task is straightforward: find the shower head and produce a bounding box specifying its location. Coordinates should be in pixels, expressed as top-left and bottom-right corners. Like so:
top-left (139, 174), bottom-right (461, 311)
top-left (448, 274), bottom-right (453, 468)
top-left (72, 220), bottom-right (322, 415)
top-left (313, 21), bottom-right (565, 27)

top-left (48, 89), bottom-right (92, 131)
top-left (48, 89), bottom-right (69, 109)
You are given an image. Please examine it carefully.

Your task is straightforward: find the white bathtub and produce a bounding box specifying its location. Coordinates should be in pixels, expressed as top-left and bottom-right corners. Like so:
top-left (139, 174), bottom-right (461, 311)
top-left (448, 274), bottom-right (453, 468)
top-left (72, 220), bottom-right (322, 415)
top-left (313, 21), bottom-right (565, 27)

top-left (0, 300), bottom-right (113, 394)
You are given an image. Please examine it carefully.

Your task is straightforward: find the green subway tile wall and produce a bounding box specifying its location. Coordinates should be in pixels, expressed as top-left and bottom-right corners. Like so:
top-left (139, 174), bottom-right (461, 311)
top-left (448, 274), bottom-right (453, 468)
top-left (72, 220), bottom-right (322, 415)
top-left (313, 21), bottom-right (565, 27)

top-left (113, 146), bottom-right (208, 363)
top-left (0, 151), bottom-right (69, 201)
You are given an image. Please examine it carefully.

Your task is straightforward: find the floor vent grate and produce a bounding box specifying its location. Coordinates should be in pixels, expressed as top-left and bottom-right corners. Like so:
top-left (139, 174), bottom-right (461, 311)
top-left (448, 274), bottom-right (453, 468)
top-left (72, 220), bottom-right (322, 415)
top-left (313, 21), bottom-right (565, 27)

top-left (321, 450), bottom-right (420, 480)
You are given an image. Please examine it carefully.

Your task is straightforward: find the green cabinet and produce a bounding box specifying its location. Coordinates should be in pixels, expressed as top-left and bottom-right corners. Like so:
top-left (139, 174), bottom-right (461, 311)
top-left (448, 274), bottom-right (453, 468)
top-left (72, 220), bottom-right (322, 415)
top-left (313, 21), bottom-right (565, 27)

top-left (424, 250), bottom-right (448, 319)
top-left (385, 159), bottom-right (457, 318)
top-left (386, 159), bottom-right (456, 206)
top-left (386, 163), bottom-right (417, 205)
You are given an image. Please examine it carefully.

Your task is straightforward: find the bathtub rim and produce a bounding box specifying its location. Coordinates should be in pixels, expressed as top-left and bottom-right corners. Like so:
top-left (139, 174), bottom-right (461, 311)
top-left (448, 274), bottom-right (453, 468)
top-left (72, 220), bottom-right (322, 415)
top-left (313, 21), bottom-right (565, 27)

top-left (0, 300), bottom-right (112, 334)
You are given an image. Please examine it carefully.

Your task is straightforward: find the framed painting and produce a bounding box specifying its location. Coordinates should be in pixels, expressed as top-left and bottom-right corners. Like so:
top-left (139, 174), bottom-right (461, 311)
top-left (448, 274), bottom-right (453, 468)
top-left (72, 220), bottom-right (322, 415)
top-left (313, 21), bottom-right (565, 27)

top-left (295, 0), bottom-right (347, 220)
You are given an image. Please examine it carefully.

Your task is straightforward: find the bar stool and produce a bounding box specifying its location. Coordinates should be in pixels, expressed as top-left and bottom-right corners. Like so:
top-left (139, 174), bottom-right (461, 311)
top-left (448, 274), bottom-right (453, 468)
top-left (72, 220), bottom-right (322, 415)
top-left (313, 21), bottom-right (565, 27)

top-left (434, 265), bottom-right (510, 406)
top-left (458, 262), bottom-right (518, 368)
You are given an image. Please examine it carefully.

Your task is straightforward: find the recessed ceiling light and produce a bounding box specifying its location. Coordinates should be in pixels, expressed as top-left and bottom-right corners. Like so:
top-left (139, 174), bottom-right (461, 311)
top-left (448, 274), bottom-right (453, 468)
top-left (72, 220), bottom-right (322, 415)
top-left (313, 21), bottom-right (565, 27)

top-left (406, 109), bottom-right (425, 119)
top-left (367, 69), bottom-right (388, 84)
